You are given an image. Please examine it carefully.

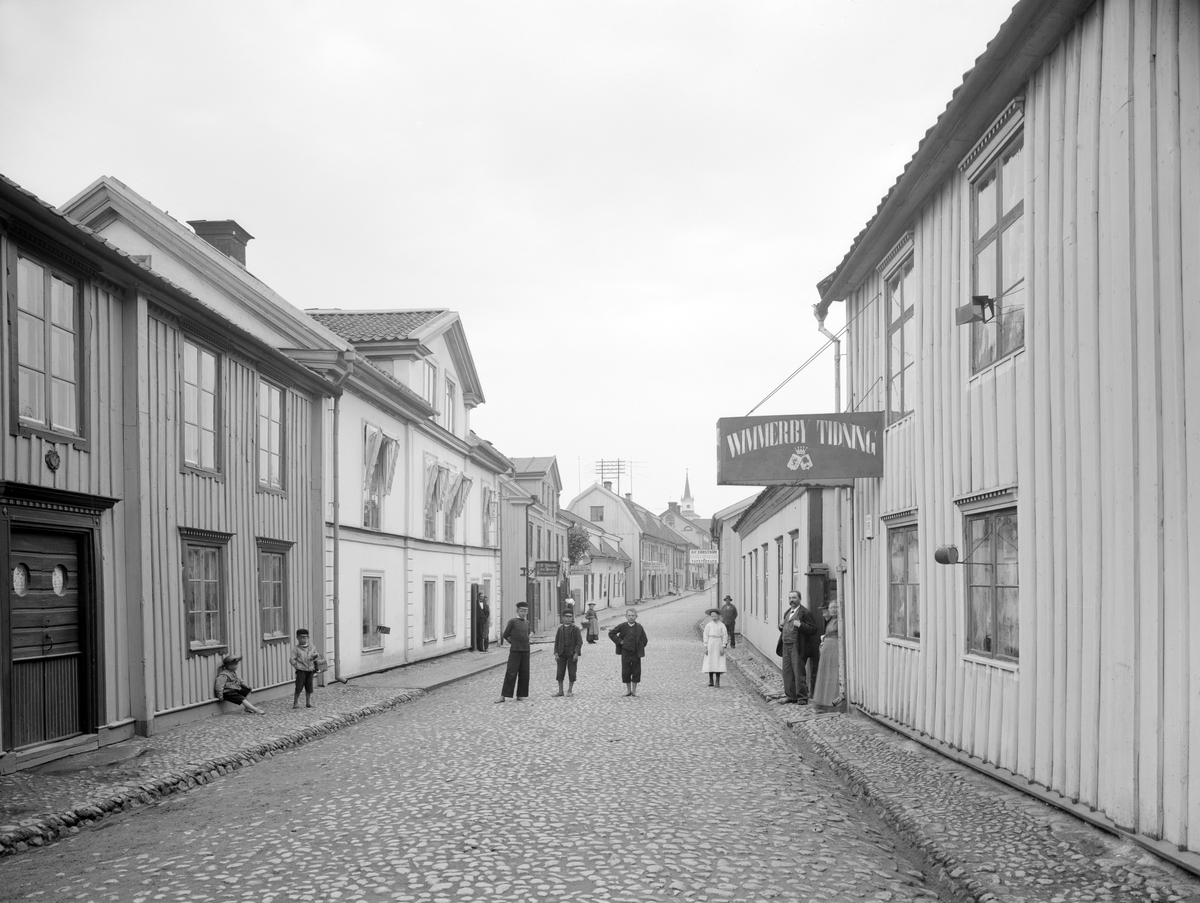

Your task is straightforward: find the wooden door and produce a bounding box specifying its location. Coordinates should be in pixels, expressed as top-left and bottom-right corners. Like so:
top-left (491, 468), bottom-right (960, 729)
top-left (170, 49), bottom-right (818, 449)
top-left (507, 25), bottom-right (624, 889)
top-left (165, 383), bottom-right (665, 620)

top-left (7, 530), bottom-right (85, 749)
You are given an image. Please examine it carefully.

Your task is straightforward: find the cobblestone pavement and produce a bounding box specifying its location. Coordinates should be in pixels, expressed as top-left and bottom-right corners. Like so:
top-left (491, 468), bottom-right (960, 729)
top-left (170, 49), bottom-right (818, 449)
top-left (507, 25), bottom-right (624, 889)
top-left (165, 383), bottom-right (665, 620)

top-left (0, 592), bottom-right (949, 902)
top-left (728, 642), bottom-right (1200, 903)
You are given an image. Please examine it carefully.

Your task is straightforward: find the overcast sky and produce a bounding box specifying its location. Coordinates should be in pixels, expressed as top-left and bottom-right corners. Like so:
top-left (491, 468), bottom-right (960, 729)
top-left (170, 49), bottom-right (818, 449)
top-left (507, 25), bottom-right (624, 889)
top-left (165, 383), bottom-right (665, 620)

top-left (1, 0), bottom-right (1015, 518)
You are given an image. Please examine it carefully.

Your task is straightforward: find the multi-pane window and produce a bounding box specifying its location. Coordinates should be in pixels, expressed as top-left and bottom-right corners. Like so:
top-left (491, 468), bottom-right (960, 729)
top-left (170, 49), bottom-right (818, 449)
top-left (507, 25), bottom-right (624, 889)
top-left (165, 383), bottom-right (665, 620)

top-left (887, 525), bottom-right (920, 640)
top-left (887, 259), bottom-right (916, 424)
top-left (971, 137), bottom-right (1025, 371)
top-left (362, 574), bottom-right (382, 650)
top-left (761, 544), bottom-right (769, 619)
top-left (444, 579), bottom-right (456, 637)
top-left (183, 339), bottom-right (219, 470)
top-left (482, 487), bottom-right (497, 547)
top-left (365, 427), bottom-right (397, 530)
top-left (258, 547), bottom-right (287, 639)
top-left (423, 580), bottom-right (437, 641)
top-left (966, 509), bottom-right (1019, 661)
top-left (444, 377), bottom-right (457, 433)
top-left (790, 532), bottom-right (799, 595)
top-left (15, 253), bottom-right (79, 436)
top-left (776, 537), bottom-right (784, 625)
top-left (422, 360), bottom-right (437, 407)
top-left (183, 539), bottom-right (225, 650)
top-left (258, 381), bottom-right (284, 491)
top-left (424, 459), bottom-right (450, 540)
top-left (537, 527), bottom-right (542, 559)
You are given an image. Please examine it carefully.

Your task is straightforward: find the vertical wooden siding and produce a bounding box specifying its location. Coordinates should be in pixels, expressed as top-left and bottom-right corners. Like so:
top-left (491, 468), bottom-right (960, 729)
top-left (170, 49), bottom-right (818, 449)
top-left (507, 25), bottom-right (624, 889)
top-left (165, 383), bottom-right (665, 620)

top-left (845, 0), bottom-right (1200, 850)
top-left (145, 313), bottom-right (317, 713)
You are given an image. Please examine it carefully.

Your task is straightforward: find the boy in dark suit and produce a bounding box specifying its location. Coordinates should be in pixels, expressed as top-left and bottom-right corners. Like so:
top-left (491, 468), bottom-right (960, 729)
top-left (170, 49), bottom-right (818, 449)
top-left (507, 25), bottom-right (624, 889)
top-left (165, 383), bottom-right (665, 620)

top-left (608, 608), bottom-right (649, 697)
top-left (496, 602), bottom-right (531, 703)
top-left (553, 609), bottom-right (583, 697)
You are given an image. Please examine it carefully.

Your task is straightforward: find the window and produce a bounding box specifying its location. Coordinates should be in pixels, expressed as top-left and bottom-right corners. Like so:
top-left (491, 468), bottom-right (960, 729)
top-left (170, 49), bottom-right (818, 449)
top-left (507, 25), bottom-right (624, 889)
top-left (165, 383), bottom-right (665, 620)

top-left (762, 544), bottom-right (769, 620)
top-left (181, 530), bottom-right (230, 651)
top-left (966, 509), bottom-right (1019, 660)
top-left (887, 525), bottom-right (920, 641)
top-left (423, 457), bottom-right (450, 540)
top-left (444, 376), bottom-right (457, 432)
top-left (423, 580), bottom-right (437, 641)
top-left (971, 137), bottom-right (1025, 371)
top-left (444, 496), bottom-right (456, 544)
top-left (444, 579), bottom-right (457, 637)
top-left (363, 574), bottom-right (382, 650)
top-left (257, 380), bottom-right (285, 491)
top-left (482, 486), bottom-right (497, 547)
top-left (776, 537), bottom-right (784, 625)
top-left (887, 259), bottom-right (916, 424)
top-left (590, 506), bottom-right (604, 522)
top-left (257, 540), bottom-right (291, 640)
top-left (422, 360), bottom-right (437, 407)
top-left (182, 339), bottom-right (219, 471)
top-left (790, 531), bottom-right (799, 594)
top-left (13, 251), bottom-right (80, 437)
top-left (365, 426), bottom-right (398, 530)
top-left (537, 527), bottom-right (542, 559)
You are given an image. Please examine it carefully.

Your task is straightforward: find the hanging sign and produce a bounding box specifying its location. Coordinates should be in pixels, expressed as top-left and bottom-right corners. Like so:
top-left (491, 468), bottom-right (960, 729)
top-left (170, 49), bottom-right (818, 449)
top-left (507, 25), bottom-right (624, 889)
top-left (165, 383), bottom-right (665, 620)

top-left (716, 412), bottom-right (885, 485)
top-left (535, 560), bottom-right (560, 578)
top-left (689, 550), bottom-right (718, 564)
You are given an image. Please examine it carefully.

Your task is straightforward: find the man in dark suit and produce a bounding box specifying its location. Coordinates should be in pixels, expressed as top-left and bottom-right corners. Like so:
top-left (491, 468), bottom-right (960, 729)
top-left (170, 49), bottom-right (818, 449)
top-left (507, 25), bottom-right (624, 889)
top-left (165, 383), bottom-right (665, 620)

top-left (719, 595), bottom-right (738, 648)
top-left (475, 593), bottom-right (491, 652)
top-left (608, 608), bottom-right (649, 697)
top-left (782, 590), bottom-right (822, 704)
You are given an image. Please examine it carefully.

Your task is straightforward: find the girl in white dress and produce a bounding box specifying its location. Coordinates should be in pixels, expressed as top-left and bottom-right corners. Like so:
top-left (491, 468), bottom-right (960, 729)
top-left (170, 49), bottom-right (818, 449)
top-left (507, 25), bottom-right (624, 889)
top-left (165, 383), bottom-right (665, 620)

top-left (701, 608), bottom-right (729, 688)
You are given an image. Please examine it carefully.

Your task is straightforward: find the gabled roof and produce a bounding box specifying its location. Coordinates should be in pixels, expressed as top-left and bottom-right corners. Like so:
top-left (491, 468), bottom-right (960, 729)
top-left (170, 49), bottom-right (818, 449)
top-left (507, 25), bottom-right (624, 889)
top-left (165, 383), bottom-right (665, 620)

top-left (309, 310), bottom-right (446, 342)
top-left (309, 308), bottom-right (485, 407)
top-left (733, 486), bottom-right (808, 537)
top-left (710, 494), bottom-right (760, 535)
top-left (511, 456), bottom-right (563, 495)
top-left (815, 0), bottom-right (1094, 309)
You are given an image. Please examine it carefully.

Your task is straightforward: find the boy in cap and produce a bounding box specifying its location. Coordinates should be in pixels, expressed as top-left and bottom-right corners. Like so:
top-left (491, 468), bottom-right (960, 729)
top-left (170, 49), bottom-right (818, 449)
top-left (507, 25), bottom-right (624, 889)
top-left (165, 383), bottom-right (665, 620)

top-left (553, 608), bottom-right (583, 697)
top-left (290, 628), bottom-right (322, 709)
top-left (608, 608), bottom-right (649, 697)
top-left (496, 601), bottom-right (532, 702)
top-left (214, 654), bottom-right (265, 714)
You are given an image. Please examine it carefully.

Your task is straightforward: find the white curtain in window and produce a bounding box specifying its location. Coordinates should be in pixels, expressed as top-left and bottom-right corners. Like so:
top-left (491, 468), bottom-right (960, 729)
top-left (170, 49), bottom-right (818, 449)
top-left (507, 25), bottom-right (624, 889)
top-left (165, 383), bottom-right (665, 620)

top-left (382, 438), bottom-right (400, 496)
top-left (363, 425), bottom-right (384, 492)
top-left (424, 457), bottom-right (440, 509)
top-left (451, 475), bottom-right (473, 517)
top-left (436, 466), bottom-right (454, 511)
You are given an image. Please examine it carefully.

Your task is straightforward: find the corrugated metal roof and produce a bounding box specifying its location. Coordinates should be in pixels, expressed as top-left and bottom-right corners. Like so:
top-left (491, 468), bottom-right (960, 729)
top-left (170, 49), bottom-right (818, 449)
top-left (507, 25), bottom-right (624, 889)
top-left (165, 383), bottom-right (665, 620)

top-left (309, 310), bottom-right (446, 342)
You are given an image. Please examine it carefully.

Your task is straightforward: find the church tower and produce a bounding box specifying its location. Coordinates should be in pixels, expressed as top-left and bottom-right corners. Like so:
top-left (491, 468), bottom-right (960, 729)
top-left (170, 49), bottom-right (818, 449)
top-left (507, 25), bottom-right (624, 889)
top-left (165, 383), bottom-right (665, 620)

top-left (681, 471), bottom-right (694, 516)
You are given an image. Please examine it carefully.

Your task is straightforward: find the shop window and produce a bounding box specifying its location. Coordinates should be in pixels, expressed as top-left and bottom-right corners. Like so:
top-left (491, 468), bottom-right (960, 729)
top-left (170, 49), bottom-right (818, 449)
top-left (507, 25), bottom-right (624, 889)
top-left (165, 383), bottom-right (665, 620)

top-left (887, 525), bottom-right (920, 641)
top-left (363, 574), bottom-right (383, 650)
top-left (965, 509), bottom-right (1019, 660)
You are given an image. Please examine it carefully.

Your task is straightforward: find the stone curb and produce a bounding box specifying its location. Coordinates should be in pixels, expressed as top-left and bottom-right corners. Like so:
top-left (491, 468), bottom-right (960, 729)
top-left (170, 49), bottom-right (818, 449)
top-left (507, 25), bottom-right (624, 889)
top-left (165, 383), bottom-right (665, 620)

top-left (724, 645), bottom-right (990, 903)
top-left (0, 688), bottom-right (424, 858)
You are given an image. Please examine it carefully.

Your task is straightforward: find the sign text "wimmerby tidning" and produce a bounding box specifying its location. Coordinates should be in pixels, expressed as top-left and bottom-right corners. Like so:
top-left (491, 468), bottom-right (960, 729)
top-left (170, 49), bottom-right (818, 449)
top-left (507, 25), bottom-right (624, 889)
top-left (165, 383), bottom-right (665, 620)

top-left (716, 412), bottom-right (885, 485)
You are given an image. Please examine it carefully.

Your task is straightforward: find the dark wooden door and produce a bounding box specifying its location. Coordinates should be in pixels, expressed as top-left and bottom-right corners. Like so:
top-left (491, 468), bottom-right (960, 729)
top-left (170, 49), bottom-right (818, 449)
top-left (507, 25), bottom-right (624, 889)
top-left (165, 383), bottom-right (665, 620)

top-left (8, 530), bottom-right (85, 749)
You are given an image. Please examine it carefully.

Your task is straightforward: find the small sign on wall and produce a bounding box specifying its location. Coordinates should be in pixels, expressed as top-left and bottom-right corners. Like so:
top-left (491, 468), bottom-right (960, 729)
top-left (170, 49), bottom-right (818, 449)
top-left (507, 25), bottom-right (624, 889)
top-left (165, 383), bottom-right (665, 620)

top-left (864, 515), bottom-right (874, 540)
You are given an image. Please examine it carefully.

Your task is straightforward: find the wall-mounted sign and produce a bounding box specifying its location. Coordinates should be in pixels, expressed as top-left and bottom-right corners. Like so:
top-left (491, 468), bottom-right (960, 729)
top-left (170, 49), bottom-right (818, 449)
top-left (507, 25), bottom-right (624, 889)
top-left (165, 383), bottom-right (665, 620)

top-left (641, 561), bottom-right (667, 571)
top-left (568, 563), bottom-right (591, 575)
top-left (716, 412), bottom-right (884, 485)
top-left (689, 550), bottom-right (718, 564)
top-left (535, 560), bottom-right (561, 578)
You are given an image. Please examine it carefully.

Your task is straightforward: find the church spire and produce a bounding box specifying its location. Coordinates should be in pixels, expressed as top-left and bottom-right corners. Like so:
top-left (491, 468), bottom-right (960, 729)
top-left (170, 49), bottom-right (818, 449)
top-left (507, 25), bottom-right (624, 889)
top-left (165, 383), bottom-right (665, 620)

top-left (682, 470), bottom-right (694, 513)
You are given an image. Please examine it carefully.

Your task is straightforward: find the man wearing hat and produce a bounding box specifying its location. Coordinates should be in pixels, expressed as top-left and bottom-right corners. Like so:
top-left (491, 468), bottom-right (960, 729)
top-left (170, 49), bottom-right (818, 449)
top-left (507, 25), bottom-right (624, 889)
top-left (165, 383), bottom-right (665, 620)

top-left (213, 654), bottom-right (266, 715)
top-left (719, 595), bottom-right (739, 648)
top-left (496, 601), bottom-right (532, 702)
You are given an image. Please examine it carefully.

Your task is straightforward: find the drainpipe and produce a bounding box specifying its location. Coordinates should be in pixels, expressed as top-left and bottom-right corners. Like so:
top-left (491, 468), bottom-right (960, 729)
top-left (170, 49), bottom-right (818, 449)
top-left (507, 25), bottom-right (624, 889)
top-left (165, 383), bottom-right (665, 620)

top-left (815, 308), bottom-right (850, 706)
top-left (330, 355), bottom-right (354, 683)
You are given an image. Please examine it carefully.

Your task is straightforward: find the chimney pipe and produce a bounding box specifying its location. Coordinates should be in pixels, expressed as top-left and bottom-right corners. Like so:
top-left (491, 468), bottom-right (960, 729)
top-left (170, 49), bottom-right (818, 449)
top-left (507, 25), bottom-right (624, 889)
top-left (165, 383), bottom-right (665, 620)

top-left (188, 219), bottom-right (254, 266)
top-left (625, 493), bottom-right (632, 500)
top-left (603, 481), bottom-right (613, 491)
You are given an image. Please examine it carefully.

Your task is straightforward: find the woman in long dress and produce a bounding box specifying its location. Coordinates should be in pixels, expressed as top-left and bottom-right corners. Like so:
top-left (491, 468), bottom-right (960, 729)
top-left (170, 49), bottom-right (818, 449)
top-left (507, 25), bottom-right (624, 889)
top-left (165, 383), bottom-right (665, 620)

top-left (812, 602), bottom-right (841, 706)
top-left (584, 602), bottom-right (600, 644)
top-left (701, 608), bottom-right (729, 688)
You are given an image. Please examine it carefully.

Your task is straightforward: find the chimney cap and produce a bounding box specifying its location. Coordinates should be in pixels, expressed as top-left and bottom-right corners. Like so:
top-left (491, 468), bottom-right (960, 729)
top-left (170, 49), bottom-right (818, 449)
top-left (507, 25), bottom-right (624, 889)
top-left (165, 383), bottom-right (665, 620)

top-left (603, 481), bottom-right (613, 491)
top-left (188, 219), bottom-right (255, 242)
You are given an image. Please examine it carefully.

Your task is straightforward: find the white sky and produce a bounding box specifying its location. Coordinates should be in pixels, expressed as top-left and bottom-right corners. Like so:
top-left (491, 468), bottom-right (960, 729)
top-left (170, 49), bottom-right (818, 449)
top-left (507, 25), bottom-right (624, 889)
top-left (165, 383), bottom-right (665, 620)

top-left (0, 0), bottom-right (1015, 518)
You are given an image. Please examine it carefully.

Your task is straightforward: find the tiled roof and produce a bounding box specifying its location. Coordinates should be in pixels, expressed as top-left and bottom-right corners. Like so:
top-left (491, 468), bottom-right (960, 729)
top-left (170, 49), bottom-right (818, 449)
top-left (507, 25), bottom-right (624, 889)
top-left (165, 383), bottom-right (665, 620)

top-left (512, 456), bottom-right (556, 476)
top-left (309, 310), bottom-right (446, 342)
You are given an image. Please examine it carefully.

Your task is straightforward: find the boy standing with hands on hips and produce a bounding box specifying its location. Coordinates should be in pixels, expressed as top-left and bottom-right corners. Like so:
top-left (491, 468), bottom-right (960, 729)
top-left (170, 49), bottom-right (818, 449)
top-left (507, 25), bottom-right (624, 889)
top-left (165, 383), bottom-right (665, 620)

top-left (290, 628), bottom-right (322, 709)
top-left (608, 608), bottom-right (649, 697)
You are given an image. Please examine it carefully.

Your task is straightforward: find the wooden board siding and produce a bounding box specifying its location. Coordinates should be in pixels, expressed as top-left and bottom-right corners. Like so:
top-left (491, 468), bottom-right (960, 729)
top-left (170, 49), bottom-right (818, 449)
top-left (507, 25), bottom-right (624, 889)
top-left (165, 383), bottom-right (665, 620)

top-left (843, 0), bottom-right (1200, 851)
top-left (144, 313), bottom-right (318, 713)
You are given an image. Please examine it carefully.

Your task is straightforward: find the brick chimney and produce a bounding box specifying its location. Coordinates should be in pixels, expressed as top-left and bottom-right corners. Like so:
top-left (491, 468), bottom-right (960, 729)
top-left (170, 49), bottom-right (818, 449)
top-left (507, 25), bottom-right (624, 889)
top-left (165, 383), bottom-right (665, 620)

top-left (668, 501), bottom-right (680, 514)
top-left (603, 481), bottom-right (613, 491)
top-left (625, 493), bottom-right (632, 500)
top-left (188, 219), bottom-right (254, 266)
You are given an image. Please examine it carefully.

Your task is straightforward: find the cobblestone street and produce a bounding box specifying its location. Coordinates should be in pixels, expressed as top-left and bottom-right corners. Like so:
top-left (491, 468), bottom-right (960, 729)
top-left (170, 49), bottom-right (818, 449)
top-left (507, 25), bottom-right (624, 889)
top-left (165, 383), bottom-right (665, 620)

top-left (0, 594), bottom-right (946, 902)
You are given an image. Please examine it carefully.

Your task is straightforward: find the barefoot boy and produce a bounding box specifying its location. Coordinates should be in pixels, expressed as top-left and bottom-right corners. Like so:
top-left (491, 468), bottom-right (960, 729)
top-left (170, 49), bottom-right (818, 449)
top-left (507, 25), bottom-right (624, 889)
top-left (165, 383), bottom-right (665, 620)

top-left (553, 609), bottom-right (583, 697)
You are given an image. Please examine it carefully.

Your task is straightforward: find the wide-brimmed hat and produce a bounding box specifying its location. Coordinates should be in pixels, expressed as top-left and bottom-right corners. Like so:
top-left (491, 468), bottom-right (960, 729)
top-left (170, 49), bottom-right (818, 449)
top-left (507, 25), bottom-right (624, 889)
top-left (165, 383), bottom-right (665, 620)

top-left (221, 654), bottom-right (242, 667)
top-left (723, 595), bottom-right (733, 601)
top-left (705, 608), bottom-right (721, 616)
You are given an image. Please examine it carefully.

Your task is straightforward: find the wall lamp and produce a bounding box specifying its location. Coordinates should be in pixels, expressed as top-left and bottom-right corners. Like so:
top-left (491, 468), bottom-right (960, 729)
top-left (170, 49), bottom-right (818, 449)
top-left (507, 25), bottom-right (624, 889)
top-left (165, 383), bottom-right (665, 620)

top-left (954, 295), bottom-right (996, 325)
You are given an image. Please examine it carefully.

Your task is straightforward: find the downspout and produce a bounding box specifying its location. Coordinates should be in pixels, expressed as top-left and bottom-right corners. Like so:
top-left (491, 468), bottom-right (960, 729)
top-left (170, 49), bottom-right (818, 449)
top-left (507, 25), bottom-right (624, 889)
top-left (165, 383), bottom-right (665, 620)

top-left (330, 356), bottom-right (354, 683)
top-left (815, 308), bottom-right (850, 707)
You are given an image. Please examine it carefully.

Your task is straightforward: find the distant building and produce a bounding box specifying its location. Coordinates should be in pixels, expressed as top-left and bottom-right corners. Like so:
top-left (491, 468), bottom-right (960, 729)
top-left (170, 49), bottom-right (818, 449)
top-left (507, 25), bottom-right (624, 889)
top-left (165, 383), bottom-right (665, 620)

top-left (502, 457), bottom-right (566, 633)
top-left (559, 509), bottom-right (629, 610)
top-left (660, 474), bottom-right (714, 589)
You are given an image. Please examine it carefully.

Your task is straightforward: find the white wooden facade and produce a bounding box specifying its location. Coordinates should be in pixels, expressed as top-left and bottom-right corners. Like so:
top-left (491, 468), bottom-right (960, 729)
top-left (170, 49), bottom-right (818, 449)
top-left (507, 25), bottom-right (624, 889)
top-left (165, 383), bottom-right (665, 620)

top-left (816, 0), bottom-right (1200, 858)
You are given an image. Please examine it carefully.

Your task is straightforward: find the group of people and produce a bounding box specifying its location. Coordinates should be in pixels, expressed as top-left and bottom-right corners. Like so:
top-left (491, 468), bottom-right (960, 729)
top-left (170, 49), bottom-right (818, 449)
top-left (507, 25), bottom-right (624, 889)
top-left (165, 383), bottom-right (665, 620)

top-left (213, 628), bottom-right (326, 715)
top-left (495, 601), bottom-right (649, 702)
top-left (777, 590), bottom-right (841, 706)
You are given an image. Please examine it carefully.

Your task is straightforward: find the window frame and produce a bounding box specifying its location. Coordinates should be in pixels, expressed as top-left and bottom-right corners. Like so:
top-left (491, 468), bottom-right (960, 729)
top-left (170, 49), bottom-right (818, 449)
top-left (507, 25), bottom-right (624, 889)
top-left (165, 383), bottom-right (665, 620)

top-left (423, 578), bottom-right (437, 642)
top-left (8, 243), bottom-right (89, 449)
top-left (256, 377), bottom-right (286, 494)
top-left (180, 527), bottom-right (232, 654)
top-left (590, 506), bottom-right (604, 523)
top-left (969, 133), bottom-right (1026, 373)
top-left (256, 537), bottom-right (293, 643)
top-left (885, 257), bottom-right (916, 425)
top-left (179, 335), bottom-right (223, 477)
top-left (443, 578), bottom-right (457, 638)
top-left (422, 360), bottom-right (437, 407)
top-left (444, 376), bottom-right (457, 433)
top-left (886, 522), bottom-right (921, 644)
top-left (963, 506), bottom-right (1019, 664)
top-left (362, 572), bottom-right (384, 651)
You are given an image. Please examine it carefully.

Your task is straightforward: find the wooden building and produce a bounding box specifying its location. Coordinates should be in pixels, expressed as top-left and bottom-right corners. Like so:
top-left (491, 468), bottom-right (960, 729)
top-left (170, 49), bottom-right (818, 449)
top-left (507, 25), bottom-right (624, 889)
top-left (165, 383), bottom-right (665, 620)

top-left (814, 0), bottom-right (1200, 864)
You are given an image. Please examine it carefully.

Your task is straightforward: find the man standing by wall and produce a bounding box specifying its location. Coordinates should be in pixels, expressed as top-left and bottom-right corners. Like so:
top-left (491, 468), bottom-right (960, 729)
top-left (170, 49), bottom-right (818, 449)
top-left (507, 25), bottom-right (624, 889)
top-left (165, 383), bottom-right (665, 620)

top-left (780, 590), bottom-right (821, 704)
top-left (475, 593), bottom-right (491, 652)
top-left (720, 595), bottom-right (738, 648)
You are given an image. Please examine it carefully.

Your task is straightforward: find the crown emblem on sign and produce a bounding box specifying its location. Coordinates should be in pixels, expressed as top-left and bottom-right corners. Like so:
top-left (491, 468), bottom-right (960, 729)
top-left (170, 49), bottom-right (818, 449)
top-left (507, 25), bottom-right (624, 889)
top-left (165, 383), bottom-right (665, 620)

top-left (786, 445), bottom-right (813, 472)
